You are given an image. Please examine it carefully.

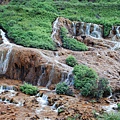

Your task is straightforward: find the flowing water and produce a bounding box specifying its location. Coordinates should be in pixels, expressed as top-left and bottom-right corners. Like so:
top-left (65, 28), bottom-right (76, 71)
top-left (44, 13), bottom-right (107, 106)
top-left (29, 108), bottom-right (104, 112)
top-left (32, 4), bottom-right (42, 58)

top-left (0, 29), bottom-right (10, 44)
top-left (37, 65), bottom-right (46, 86)
top-left (46, 64), bottom-right (54, 88)
top-left (80, 22), bottom-right (85, 35)
top-left (111, 26), bottom-right (120, 50)
top-left (116, 26), bottom-right (120, 38)
top-left (111, 41), bottom-right (120, 50)
top-left (36, 94), bottom-right (48, 113)
top-left (0, 29), bottom-right (13, 74)
top-left (85, 23), bottom-right (91, 36)
top-left (72, 22), bottom-right (76, 36)
top-left (64, 69), bottom-right (73, 86)
top-left (0, 85), bottom-right (23, 106)
top-left (0, 85), bottom-right (15, 94)
top-left (102, 92), bottom-right (120, 113)
top-left (91, 24), bottom-right (102, 38)
top-left (0, 45), bottom-right (12, 74)
top-left (72, 22), bottom-right (102, 39)
top-left (51, 17), bottom-right (61, 46)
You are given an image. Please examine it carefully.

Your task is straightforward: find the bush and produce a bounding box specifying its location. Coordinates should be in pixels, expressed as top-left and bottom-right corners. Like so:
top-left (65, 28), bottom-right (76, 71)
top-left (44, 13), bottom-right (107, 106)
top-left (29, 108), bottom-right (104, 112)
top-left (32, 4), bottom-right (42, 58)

top-left (66, 55), bottom-right (78, 67)
top-left (98, 112), bottom-right (120, 120)
top-left (73, 65), bottom-right (111, 98)
top-left (81, 77), bottom-right (111, 99)
top-left (20, 82), bottom-right (39, 95)
top-left (60, 27), bottom-right (88, 51)
top-left (73, 65), bottom-right (98, 89)
top-left (56, 82), bottom-right (73, 96)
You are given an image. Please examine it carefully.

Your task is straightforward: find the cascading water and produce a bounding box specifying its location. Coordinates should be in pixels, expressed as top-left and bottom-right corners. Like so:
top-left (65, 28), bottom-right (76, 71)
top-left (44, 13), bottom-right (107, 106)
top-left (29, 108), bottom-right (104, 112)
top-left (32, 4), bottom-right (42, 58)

top-left (51, 17), bottom-right (61, 46)
top-left (0, 29), bottom-right (13, 74)
top-left (110, 26), bottom-right (120, 50)
top-left (0, 45), bottom-right (12, 74)
top-left (0, 85), bottom-right (14, 94)
top-left (80, 22), bottom-right (84, 35)
top-left (64, 70), bottom-right (73, 86)
top-left (72, 22), bottom-right (102, 39)
top-left (36, 94), bottom-right (48, 113)
top-left (72, 22), bottom-right (76, 36)
top-left (85, 23), bottom-right (91, 36)
top-left (0, 29), bottom-right (10, 44)
top-left (116, 26), bottom-right (120, 38)
top-left (111, 41), bottom-right (120, 50)
top-left (37, 65), bottom-right (46, 86)
top-left (46, 64), bottom-right (54, 88)
top-left (91, 24), bottom-right (102, 38)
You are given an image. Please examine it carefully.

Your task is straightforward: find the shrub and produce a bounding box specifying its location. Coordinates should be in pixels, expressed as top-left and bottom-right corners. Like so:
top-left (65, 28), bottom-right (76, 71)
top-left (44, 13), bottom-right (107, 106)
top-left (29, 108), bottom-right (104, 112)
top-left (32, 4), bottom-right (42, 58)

top-left (56, 82), bottom-right (73, 96)
top-left (81, 81), bottom-right (98, 97)
top-left (66, 55), bottom-right (78, 67)
top-left (73, 65), bottom-right (98, 89)
top-left (99, 112), bottom-right (120, 120)
top-left (73, 65), bottom-right (111, 98)
top-left (60, 27), bottom-right (88, 51)
top-left (20, 82), bottom-right (39, 95)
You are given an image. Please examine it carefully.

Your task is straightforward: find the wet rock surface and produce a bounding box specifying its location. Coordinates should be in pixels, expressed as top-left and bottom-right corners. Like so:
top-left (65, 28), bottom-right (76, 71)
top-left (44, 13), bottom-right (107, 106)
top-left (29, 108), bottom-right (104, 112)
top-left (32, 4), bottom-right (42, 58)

top-left (0, 79), bottom-right (110, 120)
top-left (0, 17), bottom-right (120, 119)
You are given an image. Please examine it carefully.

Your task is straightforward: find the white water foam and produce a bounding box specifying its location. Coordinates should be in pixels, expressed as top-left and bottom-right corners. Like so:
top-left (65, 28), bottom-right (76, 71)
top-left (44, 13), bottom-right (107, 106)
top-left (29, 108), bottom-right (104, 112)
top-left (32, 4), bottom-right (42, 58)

top-left (51, 17), bottom-right (61, 46)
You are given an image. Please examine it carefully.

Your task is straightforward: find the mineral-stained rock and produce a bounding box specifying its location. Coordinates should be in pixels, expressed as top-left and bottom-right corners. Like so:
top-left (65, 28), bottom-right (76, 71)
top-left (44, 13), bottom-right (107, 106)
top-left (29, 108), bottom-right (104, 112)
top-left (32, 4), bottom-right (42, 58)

top-left (0, 45), bottom-right (72, 88)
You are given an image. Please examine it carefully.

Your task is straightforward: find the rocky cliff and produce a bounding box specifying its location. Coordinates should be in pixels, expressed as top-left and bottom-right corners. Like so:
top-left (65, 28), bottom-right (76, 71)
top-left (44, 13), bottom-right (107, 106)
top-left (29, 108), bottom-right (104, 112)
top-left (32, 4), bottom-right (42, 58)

top-left (0, 17), bottom-right (120, 92)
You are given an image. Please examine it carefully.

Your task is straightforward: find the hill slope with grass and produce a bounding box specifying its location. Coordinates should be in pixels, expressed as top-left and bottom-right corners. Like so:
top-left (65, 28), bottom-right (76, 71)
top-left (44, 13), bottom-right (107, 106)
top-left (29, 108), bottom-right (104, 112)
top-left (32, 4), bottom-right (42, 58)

top-left (0, 0), bottom-right (120, 50)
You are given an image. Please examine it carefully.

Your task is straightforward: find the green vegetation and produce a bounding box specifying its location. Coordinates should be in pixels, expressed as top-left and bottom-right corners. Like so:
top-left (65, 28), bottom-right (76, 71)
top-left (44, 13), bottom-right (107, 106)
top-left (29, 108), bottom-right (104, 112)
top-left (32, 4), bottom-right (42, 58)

top-left (73, 65), bottom-right (111, 98)
top-left (56, 82), bottom-right (73, 96)
top-left (73, 65), bottom-right (98, 89)
top-left (61, 27), bottom-right (88, 51)
top-left (98, 112), bottom-right (120, 120)
top-left (0, 0), bottom-right (119, 50)
top-left (117, 103), bottom-right (120, 110)
top-left (66, 55), bottom-right (78, 67)
top-left (20, 82), bottom-right (39, 95)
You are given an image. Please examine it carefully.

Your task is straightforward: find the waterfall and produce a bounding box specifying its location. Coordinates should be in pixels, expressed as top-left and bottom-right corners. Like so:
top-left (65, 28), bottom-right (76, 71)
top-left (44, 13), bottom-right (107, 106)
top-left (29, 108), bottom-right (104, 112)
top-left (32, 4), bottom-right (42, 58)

top-left (91, 24), bottom-right (102, 38)
top-left (37, 94), bottom-right (48, 106)
top-left (80, 22), bottom-right (84, 35)
top-left (46, 64), bottom-right (54, 88)
top-left (85, 23), bottom-right (91, 36)
top-left (37, 65), bottom-right (46, 86)
top-left (110, 26), bottom-right (120, 50)
top-left (116, 26), bottom-right (120, 38)
top-left (0, 29), bottom-right (10, 44)
top-left (0, 45), bottom-right (12, 74)
top-left (64, 70), bottom-right (73, 86)
top-left (60, 72), bottom-right (67, 83)
top-left (0, 29), bottom-right (13, 74)
top-left (51, 17), bottom-right (61, 46)
top-left (72, 22), bottom-right (76, 36)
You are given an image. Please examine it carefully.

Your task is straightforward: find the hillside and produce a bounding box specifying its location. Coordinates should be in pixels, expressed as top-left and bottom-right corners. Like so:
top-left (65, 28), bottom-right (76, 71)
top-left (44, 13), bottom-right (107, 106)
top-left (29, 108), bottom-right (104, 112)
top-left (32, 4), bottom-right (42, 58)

top-left (0, 0), bottom-right (120, 120)
top-left (0, 0), bottom-right (120, 50)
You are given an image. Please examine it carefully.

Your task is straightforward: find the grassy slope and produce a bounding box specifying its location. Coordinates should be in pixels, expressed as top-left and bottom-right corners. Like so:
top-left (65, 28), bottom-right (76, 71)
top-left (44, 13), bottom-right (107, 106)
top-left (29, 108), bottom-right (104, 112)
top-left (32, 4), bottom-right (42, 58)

top-left (0, 0), bottom-right (120, 50)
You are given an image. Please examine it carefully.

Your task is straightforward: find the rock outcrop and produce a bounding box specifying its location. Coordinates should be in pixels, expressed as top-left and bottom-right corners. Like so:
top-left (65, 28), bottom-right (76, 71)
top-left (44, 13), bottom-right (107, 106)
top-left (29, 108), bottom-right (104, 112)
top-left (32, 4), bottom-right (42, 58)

top-left (51, 17), bottom-right (120, 49)
top-left (0, 17), bottom-right (120, 92)
top-left (0, 44), bottom-right (72, 88)
top-left (0, 0), bottom-right (10, 4)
